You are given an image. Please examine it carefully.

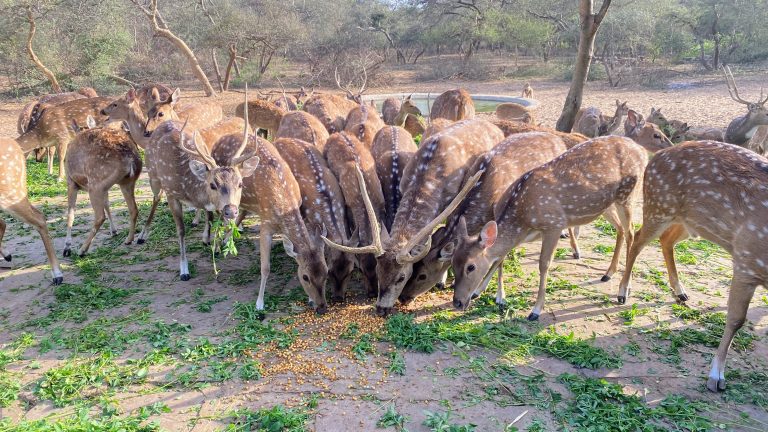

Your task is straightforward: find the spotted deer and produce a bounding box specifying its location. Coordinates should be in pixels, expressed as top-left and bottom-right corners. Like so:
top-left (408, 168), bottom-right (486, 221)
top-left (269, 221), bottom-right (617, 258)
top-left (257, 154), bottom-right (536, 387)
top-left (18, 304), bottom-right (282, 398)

top-left (213, 134), bottom-right (328, 312)
top-left (574, 100), bottom-right (628, 137)
top-left (276, 111), bottom-right (330, 151)
top-left (371, 126), bottom-right (417, 231)
top-left (324, 132), bottom-right (386, 298)
top-left (669, 124), bottom-right (725, 143)
top-left (624, 110), bottom-right (674, 148)
top-left (16, 97), bottom-right (112, 180)
top-left (598, 100), bottom-right (629, 135)
top-left (302, 93), bottom-right (358, 134)
top-left (63, 116), bottom-right (142, 257)
top-left (145, 89), bottom-right (224, 136)
top-left (335, 66), bottom-right (368, 104)
top-left (490, 120), bottom-right (589, 148)
top-left (18, 87), bottom-right (98, 134)
top-left (429, 89), bottom-right (475, 121)
top-left (400, 132), bottom-right (574, 307)
top-left (344, 102), bottom-right (385, 149)
top-left (615, 141), bottom-right (768, 393)
top-left (323, 119), bottom-right (503, 315)
top-left (722, 66), bottom-right (768, 146)
top-left (235, 98), bottom-right (287, 139)
top-left (648, 107), bottom-right (669, 129)
top-left (381, 98), bottom-right (402, 125)
top-left (198, 118), bottom-right (252, 149)
top-left (0, 138), bottom-right (63, 284)
top-left (274, 137), bottom-right (354, 302)
top-left (423, 118), bottom-right (453, 139)
top-left (136, 83), bottom-right (173, 112)
top-left (449, 125), bottom-right (672, 320)
top-left (392, 96), bottom-right (426, 137)
top-left (495, 103), bottom-right (536, 124)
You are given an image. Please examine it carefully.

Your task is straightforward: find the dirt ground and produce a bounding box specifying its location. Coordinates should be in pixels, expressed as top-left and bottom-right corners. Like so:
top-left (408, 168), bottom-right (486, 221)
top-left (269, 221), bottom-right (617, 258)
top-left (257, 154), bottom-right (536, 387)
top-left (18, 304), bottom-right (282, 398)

top-left (1, 69), bottom-right (767, 431)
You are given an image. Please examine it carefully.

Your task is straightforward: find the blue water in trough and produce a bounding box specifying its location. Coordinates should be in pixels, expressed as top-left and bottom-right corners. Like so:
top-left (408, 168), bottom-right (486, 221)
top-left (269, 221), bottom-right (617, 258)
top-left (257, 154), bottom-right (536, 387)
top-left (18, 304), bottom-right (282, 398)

top-left (363, 93), bottom-right (539, 114)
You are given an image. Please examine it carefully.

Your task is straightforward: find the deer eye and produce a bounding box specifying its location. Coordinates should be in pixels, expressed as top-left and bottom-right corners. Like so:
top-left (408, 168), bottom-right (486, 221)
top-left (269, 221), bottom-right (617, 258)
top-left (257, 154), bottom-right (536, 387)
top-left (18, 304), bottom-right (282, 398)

top-left (653, 134), bottom-right (661, 139)
top-left (210, 183), bottom-right (217, 190)
top-left (467, 264), bottom-right (476, 273)
top-left (396, 274), bottom-right (405, 283)
top-left (302, 275), bottom-right (309, 282)
top-left (158, 112), bottom-right (164, 117)
top-left (417, 274), bottom-right (427, 281)
top-left (238, 182), bottom-right (243, 189)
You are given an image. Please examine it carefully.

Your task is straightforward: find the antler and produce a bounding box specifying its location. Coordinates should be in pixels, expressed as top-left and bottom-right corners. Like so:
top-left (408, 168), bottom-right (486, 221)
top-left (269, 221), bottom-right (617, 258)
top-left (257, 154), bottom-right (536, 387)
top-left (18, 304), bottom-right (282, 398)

top-left (322, 165), bottom-right (384, 256)
top-left (723, 65), bottom-right (752, 105)
top-left (396, 169), bottom-right (485, 264)
top-left (231, 83), bottom-right (254, 166)
top-left (358, 64), bottom-right (368, 96)
top-left (180, 119), bottom-right (217, 168)
top-left (335, 66), bottom-right (367, 100)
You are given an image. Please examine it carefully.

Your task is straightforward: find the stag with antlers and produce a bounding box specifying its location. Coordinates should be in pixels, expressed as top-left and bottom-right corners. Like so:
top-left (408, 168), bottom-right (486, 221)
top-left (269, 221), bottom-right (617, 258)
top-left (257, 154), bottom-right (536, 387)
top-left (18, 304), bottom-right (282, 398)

top-left (723, 66), bottom-right (768, 146)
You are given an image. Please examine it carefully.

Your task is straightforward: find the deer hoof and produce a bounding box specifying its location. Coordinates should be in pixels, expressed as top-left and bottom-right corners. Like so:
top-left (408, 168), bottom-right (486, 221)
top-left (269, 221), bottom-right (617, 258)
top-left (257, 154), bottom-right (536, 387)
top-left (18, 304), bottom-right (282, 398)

top-left (435, 282), bottom-right (445, 290)
top-left (3, 254), bottom-right (11, 262)
top-left (180, 273), bottom-right (190, 281)
top-left (470, 292), bottom-right (479, 300)
top-left (601, 274), bottom-right (611, 282)
top-left (527, 312), bottom-right (540, 321)
top-left (137, 238), bottom-right (146, 245)
top-left (707, 377), bottom-right (726, 392)
top-left (617, 295), bottom-right (626, 305)
top-left (315, 304), bottom-right (328, 315)
top-left (677, 293), bottom-right (689, 302)
top-left (62, 249), bottom-right (71, 258)
top-left (52, 276), bottom-right (63, 285)
top-left (376, 306), bottom-right (393, 317)
top-left (573, 252), bottom-right (581, 259)
top-left (559, 232), bottom-right (569, 239)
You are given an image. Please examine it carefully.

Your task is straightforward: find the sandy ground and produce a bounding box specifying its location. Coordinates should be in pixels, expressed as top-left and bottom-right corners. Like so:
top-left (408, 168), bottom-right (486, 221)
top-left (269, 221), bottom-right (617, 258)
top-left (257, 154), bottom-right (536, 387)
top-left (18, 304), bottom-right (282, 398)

top-left (1, 67), bottom-right (767, 431)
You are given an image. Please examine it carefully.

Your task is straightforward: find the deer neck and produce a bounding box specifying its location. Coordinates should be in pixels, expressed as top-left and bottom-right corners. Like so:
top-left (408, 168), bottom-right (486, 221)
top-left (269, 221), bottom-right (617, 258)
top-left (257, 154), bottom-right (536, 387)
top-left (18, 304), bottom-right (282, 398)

top-left (125, 104), bottom-right (150, 148)
top-left (15, 129), bottom-right (42, 153)
top-left (282, 210), bottom-right (314, 252)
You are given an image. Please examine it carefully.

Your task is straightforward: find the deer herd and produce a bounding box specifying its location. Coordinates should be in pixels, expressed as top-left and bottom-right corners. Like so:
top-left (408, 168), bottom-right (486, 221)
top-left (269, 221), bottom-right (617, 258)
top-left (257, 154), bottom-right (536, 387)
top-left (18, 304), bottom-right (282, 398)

top-left (1, 66), bottom-right (768, 394)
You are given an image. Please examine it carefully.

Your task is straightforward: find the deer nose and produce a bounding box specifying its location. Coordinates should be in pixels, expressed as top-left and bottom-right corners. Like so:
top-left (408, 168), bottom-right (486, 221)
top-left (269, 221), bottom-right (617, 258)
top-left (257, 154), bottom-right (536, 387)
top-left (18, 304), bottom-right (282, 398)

top-left (222, 205), bottom-right (238, 220)
top-left (452, 297), bottom-right (463, 310)
top-left (100, 109), bottom-right (107, 115)
top-left (315, 303), bottom-right (328, 315)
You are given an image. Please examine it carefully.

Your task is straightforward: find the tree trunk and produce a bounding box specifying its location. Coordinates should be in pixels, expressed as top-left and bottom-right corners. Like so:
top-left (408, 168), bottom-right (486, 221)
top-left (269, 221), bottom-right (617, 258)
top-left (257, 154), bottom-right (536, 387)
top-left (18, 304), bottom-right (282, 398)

top-left (25, 9), bottom-right (62, 93)
top-left (223, 44), bottom-right (237, 91)
top-left (698, 39), bottom-right (711, 70)
top-left (555, 0), bottom-right (612, 132)
top-left (130, 0), bottom-right (216, 97)
top-left (212, 49), bottom-right (224, 92)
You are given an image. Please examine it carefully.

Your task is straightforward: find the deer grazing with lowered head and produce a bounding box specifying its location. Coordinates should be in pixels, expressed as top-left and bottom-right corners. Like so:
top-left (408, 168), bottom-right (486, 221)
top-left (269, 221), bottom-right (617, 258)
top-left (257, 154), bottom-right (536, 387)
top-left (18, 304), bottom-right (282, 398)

top-left (274, 137), bottom-right (354, 302)
top-left (344, 101), bottom-right (385, 148)
top-left (63, 116), bottom-right (141, 257)
top-left (0, 138), bottom-right (63, 284)
top-left (449, 128), bottom-right (672, 320)
top-left (430, 89), bottom-right (475, 121)
top-left (615, 141), bottom-right (768, 393)
top-left (495, 102), bottom-right (536, 124)
top-left (276, 111), bottom-right (330, 151)
top-left (491, 120), bottom-right (589, 148)
top-left (302, 93), bottom-right (358, 134)
top-left (371, 126), bottom-right (418, 231)
top-left (213, 134), bottom-right (328, 313)
top-left (400, 132), bottom-right (576, 307)
top-left (16, 97), bottom-right (112, 180)
top-left (669, 124), bottom-right (724, 143)
top-left (324, 132), bottom-right (386, 298)
top-left (722, 66), bottom-right (768, 146)
top-left (323, 119), bottom-right (504, 316)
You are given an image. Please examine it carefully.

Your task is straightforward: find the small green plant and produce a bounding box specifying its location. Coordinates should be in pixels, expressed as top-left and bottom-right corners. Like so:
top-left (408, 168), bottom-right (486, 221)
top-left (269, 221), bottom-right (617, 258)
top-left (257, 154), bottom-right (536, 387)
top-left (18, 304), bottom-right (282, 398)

top-left (223, 405), bottom-right (309, 432)
top-left (378, 404), bottom-right (409, 431)
top-left (422, 410), bottom-right (476, 432)
top-left (352, 333), bottom-right (375, 360)
top-left (388, 350), bottom-right (406, 376)
top-left (238, 360), bottom-right (262, 381)
top-left (593, 244), bottom-right (614, 255)
top-left (0, 372), bottom-right (21, 407)
top-left (554, 248), bottom-right (569, 259)
top-left (0, 409), bottom-right (162, 431)
top-left (211, 219), bottom-right (241, 275)
top-left (593, 217), bottom-right (617, 237)
top-left (618, 303), bottom-right (650, 324)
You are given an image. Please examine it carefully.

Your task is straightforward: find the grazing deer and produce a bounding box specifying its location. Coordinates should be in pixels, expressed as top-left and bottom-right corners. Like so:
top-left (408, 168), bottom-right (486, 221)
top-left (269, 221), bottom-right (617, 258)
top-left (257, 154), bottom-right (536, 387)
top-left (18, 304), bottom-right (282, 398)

top-left (303, 93), bottom-right (358, 134)
top-left (669, 124), bottom-right (725, 143)
top-left (392, 96), bottom-right (426, 137)
top-left (18, 87), bottom-right (98, 134)
top-left (0, 138), bottom-right (63, 284)
top-left (145, 89), bottom-right (224, 136)
top-left (213, 134), bottom-right (328, 312)
top-left (382, 98), bottom-right (402, 125)
top-left (598, 100), bottom-right (630, 135)
top-left (63, 116), bottom-right (142, 257)
top-left (344, 102), bottom-right (385, 148)
top-left (723, 66), bottom-right (768, 146)
top-left (491, 120), bottom-right (589, 148)
top-left (274, 137), bottom-right (354, 302)
top-left (450, 135), bottom-right (652, 319)
top-left (521, 83), bottom-right (534, 98)
top-left (235, 98), bottom-right (287, 139)
top-left (324, 132), bottom-right (386, 298)
top-left (276, 111), bottom-right (330, 151)
top-left (648, 107), bottom-right (669, 129)
top-left (430, 89), bottom-right (475, 121)
top-left (16, 97), bottom-right (112, 180)
top-left (400, 132), bottom-right (573, 306)
top-left (495, 102), bottom-right (536, 124)
top-left (371, 126), bottom-right (418, 231)
top-left (324, 119), bottom-right (503, 315)
top-left (614, 141), bottom-right (768, 392)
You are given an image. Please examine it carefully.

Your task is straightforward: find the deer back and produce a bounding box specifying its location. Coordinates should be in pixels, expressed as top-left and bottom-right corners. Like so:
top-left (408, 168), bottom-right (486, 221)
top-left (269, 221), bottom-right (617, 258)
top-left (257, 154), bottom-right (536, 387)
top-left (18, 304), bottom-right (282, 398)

top-left (0, 138), bottom-right (29, 207)
top-left (371, 126), bottom-right (418, 231)
top-left (303, 94), bottom-right (358, 134)
top-left (22, 91), bottom-right (92, 133)
top-left (489, 120), bottom-right (588, 148)
top-left (429, 89), bottom-right (475, 121)
top-left (276, 111), bottom-right (330, 151)
top-left (66, 126), bottom-right (142, 189)
top-left (198, 117), bottom-right (251, 150)
top-left (16, 97), bottom-right (112, 153)
top-left (495, 102), bottom-right (533, 122)
top-left (235, 100), bottom-right (286, 135)
top-left (381, 98), bottom-right (401, 125)
top-left (423, 118), bottom-right (453, 139)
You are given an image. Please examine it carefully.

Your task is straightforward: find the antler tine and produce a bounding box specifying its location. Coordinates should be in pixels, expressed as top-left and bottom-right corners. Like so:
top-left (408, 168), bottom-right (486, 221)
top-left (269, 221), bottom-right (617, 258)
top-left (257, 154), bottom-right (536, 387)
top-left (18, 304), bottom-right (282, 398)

top-left (723, 65), bottom-right (751, 105)
top-left (334, 67), bottom-right (350, 96)
top-left (397, 169), bottom-right (485, 263)
top-left (358, 64), bottom-right (368, 96)
top-left (232, 83), bottom-right (250, 161)
top-left (760, 87), bottom-right (768, 105)
top-left (322, 165), bottom-right (384, 256)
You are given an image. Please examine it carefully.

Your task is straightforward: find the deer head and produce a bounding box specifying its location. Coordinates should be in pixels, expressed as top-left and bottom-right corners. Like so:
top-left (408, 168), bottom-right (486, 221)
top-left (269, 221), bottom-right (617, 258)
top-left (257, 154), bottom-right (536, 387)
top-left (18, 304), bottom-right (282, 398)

top-left (648, 107), bottom-right (668, 127)
top-left (145, 88), bottom-right (182, 137)
top-left (335, 66), bottom-right (368, 103)
top-left (670, 123), bottom-right (691, 143)
top-left (450, 217), bottom-right (499, 309)
top-left (284, 225), bottom-right (329, 313)
top-left (624, 109), bottom-right (672, 152)
top-left (723, 65), bottom-right (768, 145)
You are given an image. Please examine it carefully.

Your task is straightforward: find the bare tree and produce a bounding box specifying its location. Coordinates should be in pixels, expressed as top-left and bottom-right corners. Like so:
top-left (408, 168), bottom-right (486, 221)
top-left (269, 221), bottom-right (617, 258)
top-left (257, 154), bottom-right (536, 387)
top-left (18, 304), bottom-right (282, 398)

top-left (555, 0), bottom-right (612, 132)
top-left (25, 6), bottom-right (61, 92)
top-left (129, 0), bottom-right (217, 97)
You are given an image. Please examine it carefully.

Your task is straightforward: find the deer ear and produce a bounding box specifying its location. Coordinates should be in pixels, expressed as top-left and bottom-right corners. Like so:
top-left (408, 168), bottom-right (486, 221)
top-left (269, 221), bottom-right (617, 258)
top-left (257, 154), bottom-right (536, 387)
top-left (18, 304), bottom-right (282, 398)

top-left (151, 88), bottom-right (161, 103)
top-left (283, 237), bottom-right (297, 258)
top-left (479, 221), bottom-right (497, 249)
top-left (126, 89), bottom-right (136, 103)
top-left (188, 159), bottom-right (209, 182)
top-left (86, 115), bottom-right (97, 129)
top-left (170, 88), bottom-right (181, 105)
top-left (438, 241), bottom-right (455, 262)
top-left (239, 155), bottom-right (259, 178)
top-left (458, 216), bottom-right (469, 238)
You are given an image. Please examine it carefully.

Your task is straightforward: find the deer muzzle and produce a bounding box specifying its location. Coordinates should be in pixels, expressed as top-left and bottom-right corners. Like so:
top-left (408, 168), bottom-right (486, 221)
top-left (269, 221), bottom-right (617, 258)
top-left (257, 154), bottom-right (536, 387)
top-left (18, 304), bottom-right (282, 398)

top-left (222, 204), bottom-right (238, 221)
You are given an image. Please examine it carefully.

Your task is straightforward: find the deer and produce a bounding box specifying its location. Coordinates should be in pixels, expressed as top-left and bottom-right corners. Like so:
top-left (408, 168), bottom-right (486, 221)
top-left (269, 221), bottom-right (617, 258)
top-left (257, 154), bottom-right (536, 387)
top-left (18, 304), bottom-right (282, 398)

top-left (449, 113), bottom-right (672, 318)
top-left (574, 100), bottom-right (628, 137)
top-left (302, 93), bottom-right (358, 134)
top-left (722, 66), bottom-right (768, 146)
top-left (491, 120), bottom-right (589, 148)
top-left (274, 137), bottom-right (354, 302)
top-left (614, 141), bottom-right (768, 393)
top-left (212, 134), bottom-right (328, 313)
top-left (16, 97), bottom-right (112, 180)
top-left (136, 83), bottom-right (173, 112)
top-left (62, 116), bottom-right (142, 257)
top-left (648, 107), bottom-right (669, 129)
top-left (391, 96), bottom-right (426, 137)
top-left (344, 102), bottom-right (385, 148)
top-left (747, 125), bottom-right (768, 156)
top-left (399, 132), bottom-right (574, 307)
top-left (198, 117), bottom-right (252, 149)
top-left (669, 124), bottom-right (725, 143)
top-left (495, 102), bottom-right (536, 124)
top-left (335, 66), bottom-right (368, 104)
top-left (0, 137), bottom-right (63, 285)
top-left (144, 88), bottom-right (224, 136)
top-left (275, 111), bottom-right (330, 151)
top-left (18, 87), bottom-right (98, 134)
top-left (371, 126), bottom-right (418, 231)
top-left (430, 89), bottom-right (475, 121)
top-left (382, 98), bottom-right (402, 125)
top-left (235, 98), bottom-right (287, 139)
top-left (323, 119), bottom-right (504, 316)
top-left (597, 100), bottom-right (629, 135)
top-left (424, 118), bottom-right (454, 139)
top-left (324, 132), bottom-right (386, 299)
top-left (521, 83), bottom-right (534, 99)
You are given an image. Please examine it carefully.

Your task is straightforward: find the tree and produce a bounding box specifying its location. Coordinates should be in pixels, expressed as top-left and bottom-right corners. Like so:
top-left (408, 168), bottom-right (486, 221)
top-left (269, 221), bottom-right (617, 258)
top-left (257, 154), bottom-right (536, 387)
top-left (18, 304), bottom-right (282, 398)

top-left (129, 0), bottom-right (216, 97)
top-left (555, 0), bottom-right (612, 132)
top-left (24, 5), bottom-right (61, 92)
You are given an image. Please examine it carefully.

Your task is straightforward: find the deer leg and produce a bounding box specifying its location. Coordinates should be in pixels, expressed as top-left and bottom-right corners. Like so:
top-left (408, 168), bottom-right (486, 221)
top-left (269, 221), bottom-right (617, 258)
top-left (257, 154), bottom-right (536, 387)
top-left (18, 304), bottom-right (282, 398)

top-left (57, 142), bottom-right (67, 182)
top-left (435, 268), bottom-right (449, 290)
top-left (63, 180), bottom-right (79, 257)
top-left (8, 199), bottom-right (63, 284)
top-left (78, 189), bottom-right (108, 256)
top-left (617, 218), bottom-right (672, 304)
top-left (202, 211), bottom-right (214, 246)
top-left (601, 208), bottom-right (625, 282)
top-left (0, 218), bottom-right (10, 261)
top-left (137, 192), bottom-right (161, 244)
top-left (568, 227), bottom-right (581, 259)
top-left (168, 198), bottom-right (190, 281)
top-left (708, 270), bottom-right (757, 392)
top-left (47, 147), bottom-right (54, 176)
top-left (528, 231), bottom-right (560, 321)
top-left (120, 182), bottom-right (139, 245)
top-left (256, 226), bottom-right (273, 310)
top-left (660, 224), bottom-right (690, 302)
top-left (495, 263), bottom-right (506, 312)
top-left (104, 199), bottom-right (118, 236)
top-left (191, 209), bottom-right (202, 228)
